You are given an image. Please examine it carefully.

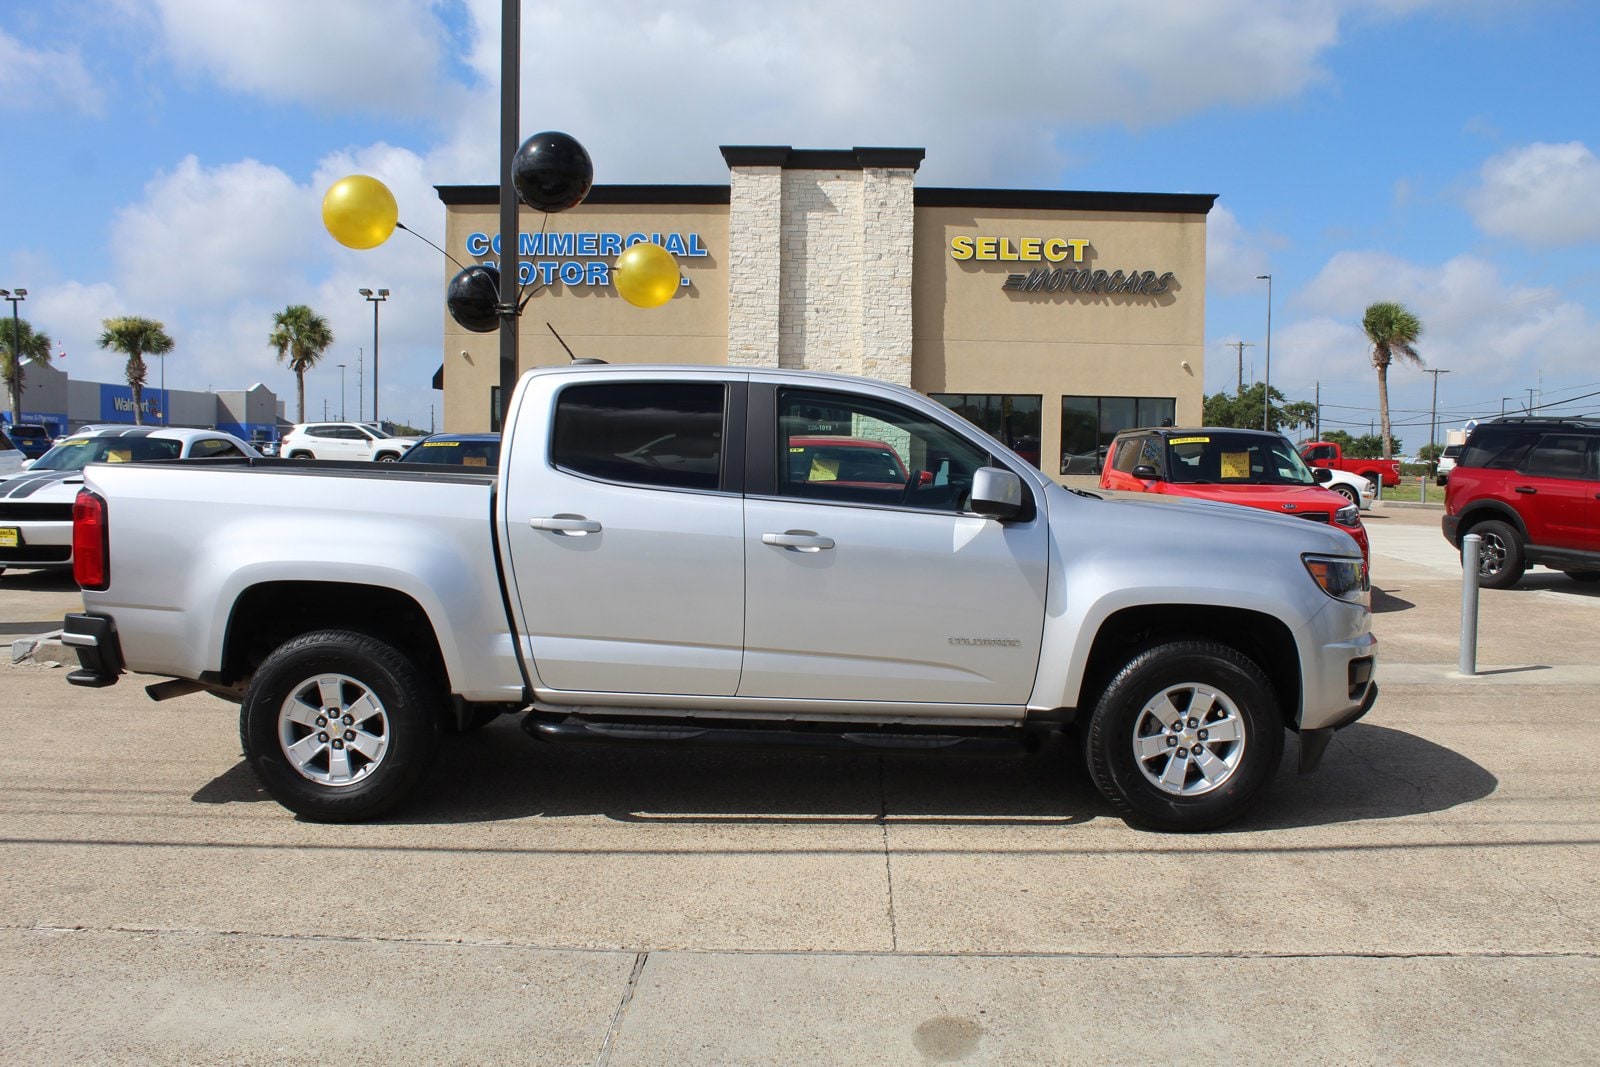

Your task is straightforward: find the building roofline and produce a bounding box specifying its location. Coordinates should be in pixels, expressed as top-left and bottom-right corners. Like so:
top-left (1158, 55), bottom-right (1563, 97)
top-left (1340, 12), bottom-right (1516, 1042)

top-left (435, 185), bottom-right (730, 206)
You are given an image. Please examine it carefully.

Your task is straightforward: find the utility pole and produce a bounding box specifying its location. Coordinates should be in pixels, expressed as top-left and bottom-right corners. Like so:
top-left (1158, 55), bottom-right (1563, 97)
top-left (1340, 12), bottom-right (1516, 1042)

top-left (1526, 388), bottom-right (1536, 414)
top-left (1425, 368), bottom-right (1450, 463)
top-left (1229, 341), bottom-right (1255, 394)
top-left (357, 348), bottom-right (365, 422)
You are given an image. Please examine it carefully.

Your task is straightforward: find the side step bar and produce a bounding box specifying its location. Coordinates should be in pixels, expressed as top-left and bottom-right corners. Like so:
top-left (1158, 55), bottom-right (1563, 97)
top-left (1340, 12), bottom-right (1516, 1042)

top-left (523, 715), bottom-right (1039, 756)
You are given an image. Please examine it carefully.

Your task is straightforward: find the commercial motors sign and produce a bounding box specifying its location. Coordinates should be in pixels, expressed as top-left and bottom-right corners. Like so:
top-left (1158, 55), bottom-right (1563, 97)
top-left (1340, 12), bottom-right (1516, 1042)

top-left (465, 231), bottom-right (708, 288)
top-left (950, 235), bottom-right (1174, 296)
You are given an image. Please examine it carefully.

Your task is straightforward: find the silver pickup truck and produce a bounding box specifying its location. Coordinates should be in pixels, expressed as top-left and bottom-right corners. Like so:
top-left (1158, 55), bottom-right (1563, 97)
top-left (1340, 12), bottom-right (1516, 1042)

top-left (62, 365), bottom-right (1377, 831)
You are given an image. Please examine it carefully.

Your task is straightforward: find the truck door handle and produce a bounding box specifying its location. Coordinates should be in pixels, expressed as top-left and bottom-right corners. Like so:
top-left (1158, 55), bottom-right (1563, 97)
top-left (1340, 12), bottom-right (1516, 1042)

top-left (762, 531), bottom-right (835, 552)
top-left (530, 515), bottom-right (602, 534)
top-left (1514, 487), bottom-right (1537, 495)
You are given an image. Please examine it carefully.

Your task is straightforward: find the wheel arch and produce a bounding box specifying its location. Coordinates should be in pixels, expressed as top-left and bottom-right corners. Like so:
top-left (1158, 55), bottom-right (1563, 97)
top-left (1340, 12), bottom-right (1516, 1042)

top-left (1454, 500), bottom-right (1528, 544)
top-left (219, 581), bottom-right (449, 697)
top-left (1076, 605), bottom-right (1301, 731)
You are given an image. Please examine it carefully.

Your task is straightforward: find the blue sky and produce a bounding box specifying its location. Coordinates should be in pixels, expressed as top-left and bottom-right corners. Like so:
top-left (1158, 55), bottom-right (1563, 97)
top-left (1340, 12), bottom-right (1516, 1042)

top-left (4, 0), bottom-right (1598, 446)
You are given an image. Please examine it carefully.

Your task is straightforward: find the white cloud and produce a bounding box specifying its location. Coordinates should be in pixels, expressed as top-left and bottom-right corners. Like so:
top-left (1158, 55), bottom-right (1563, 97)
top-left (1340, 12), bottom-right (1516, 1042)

top-left (0, 28), bottom-right (104, 115)
top-left (152, 0), bottom-right (454, 119)
top-left (1466, 141), bottom-right (1600, 246)
top-left (448, 0), bottom-right (1412, 186)
top-left (1265, 250), bottom-right (1600, 422)
top-left (1205, 205), bottom-right (1280, 295)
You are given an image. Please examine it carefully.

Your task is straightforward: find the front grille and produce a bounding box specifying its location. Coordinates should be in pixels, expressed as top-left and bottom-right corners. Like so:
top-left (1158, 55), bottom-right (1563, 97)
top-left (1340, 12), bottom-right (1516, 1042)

top-left (0, 502), bottom-right (74, 521)
top-left (1296, 511), bottom-right (1331, 523)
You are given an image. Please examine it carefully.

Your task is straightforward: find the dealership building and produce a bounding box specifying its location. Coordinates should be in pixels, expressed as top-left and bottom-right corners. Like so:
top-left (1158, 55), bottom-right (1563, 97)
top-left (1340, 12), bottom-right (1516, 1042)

top-left (437, 145), bottom-right (1215, 477)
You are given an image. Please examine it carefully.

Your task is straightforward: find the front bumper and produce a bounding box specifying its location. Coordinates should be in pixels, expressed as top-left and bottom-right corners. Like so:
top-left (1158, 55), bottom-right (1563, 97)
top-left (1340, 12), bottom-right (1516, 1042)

top-left (61, 612), bottom-right (124, 688)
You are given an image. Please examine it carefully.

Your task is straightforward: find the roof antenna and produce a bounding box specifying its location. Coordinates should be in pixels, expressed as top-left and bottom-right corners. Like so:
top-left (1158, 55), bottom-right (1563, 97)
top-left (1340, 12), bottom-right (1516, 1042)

top-left (548, 322), bottom-right (606, 365)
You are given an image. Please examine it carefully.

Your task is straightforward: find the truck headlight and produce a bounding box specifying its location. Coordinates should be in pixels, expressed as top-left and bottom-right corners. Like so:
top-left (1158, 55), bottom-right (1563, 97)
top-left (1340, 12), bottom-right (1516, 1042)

top-left (1335, 504), bottom-right (1360, 526)
top-left (1304, 554), bottom-right (1368, 602)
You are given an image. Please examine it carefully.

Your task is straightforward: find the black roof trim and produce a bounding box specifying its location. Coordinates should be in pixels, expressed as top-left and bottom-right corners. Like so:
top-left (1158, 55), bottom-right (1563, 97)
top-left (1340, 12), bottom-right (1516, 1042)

top-left (916, 188), bottom-right (1218, 215)
top-left (435, 185), bottom-right (730, 206)
top-left (719, 146), bottom-right (926, 171)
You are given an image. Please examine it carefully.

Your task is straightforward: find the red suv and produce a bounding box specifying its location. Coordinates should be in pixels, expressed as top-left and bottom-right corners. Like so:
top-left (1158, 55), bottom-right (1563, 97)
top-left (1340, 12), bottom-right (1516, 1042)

top-left (1442, 416), bottom-right (1600, 588)
top-left (1100, 427), bottom-right (1370, 564)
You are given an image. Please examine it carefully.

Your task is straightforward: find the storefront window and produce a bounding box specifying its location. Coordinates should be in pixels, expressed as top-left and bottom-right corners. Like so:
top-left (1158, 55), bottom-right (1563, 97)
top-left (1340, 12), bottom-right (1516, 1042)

top-left (1059, 395), bottom-right (1175, 475)
top-left (930, 393), bottom-right (1043, 469)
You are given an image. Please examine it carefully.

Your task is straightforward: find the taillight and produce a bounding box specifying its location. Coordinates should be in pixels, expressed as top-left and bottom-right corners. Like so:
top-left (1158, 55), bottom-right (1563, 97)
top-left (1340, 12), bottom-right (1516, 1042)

top-left (73, 489), bottom-right (109, 590)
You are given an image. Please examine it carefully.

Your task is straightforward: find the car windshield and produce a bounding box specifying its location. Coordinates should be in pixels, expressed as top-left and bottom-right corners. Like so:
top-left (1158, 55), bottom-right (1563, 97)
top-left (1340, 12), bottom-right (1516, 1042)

top-left (1165, 433), bottom-right (1317, 485)
top-left (30, 436), bottom-right (183, 471)
top-left (403, 438), bottom-right (501, 467)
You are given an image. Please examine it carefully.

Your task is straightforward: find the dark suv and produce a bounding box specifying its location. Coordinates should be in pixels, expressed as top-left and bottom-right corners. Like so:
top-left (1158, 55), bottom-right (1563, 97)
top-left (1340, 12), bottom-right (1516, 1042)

top-left (5, 423), bottom-right (53, 460)
top-left (1442, 417), bottom-right (1600, 588)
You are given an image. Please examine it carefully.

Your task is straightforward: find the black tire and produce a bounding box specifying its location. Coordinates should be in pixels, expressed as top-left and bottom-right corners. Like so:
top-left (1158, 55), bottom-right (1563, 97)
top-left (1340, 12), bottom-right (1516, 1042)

top-left (1469, 519), bottom-right (1525, 589)
top-left (239, 629), bottom-right (440, 822)
top-left (375, 452), bottom-right (400, 462)
top-left (288, 451), bottom-right (313, 460)
top-left (1085, 641), bottom-right (1283, 832)
top-left (1331, 484), bottom-right (1359, 507)
top-left (1565, 571), bottom-right (1600, 583)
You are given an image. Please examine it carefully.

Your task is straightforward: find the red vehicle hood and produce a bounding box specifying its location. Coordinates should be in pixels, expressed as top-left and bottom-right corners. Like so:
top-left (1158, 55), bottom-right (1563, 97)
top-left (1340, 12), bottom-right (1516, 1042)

top-left (1161, 482), bottom-right (1343, 513)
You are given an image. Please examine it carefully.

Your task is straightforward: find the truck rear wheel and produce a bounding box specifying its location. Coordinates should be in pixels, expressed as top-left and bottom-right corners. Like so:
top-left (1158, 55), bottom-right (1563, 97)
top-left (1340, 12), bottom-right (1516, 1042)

top-left (1086, 641), bottom-right (1282, 832)
top-left (240, 629), bottom-right (440, 822)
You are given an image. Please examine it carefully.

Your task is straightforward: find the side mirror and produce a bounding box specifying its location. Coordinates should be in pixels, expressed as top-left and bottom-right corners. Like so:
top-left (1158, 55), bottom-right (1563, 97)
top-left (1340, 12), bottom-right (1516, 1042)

top-left (1311, 467), bottom-right (1333, 484)
top-left (1131, 464), bottom-right (1160, 480)
top-left (970, 467), bottom-right (1024, 520)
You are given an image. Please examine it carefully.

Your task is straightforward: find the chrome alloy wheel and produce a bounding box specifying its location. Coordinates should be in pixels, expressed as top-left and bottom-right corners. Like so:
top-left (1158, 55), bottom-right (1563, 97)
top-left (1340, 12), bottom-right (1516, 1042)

top-left (1476, 531), bottom-right (1509, 578)
top-left (277, 673), bottom-right (390, 787)
top-left (1131, 683), bottom-right (1247, 796)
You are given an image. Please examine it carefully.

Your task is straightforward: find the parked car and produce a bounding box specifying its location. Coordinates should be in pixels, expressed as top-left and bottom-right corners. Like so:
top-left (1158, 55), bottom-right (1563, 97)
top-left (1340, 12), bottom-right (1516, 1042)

top-left (1298, 440), bottom-right (1402, 488)
top-left (0, 426), bottom-right (259, 576)
top-left (1441, 416), bottom-right (1600, 589)
top-left (399, 433), bottom-right (501, 468)
top-left (0, 428), bottom-right (23, 478)
top-left (1101, 426), bottom-right (1370, 564)
top-left (61, 364), bottom-right (1375, 831)
top-left (6, 423), bottom-right (55, 460)
top-left (1319, 467), bottom-right (1377, 511)
top-left (280, 422), bottom-right (422, 462)
top-left (1435, 443), bottom-right (1462, 486)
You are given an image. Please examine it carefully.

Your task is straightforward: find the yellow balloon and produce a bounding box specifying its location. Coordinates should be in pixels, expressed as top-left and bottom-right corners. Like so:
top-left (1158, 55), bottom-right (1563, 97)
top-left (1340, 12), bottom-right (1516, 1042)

top-left (321, 175), bottom-right (398, 249)
top-left (613, 241), bottom-right (680, 308)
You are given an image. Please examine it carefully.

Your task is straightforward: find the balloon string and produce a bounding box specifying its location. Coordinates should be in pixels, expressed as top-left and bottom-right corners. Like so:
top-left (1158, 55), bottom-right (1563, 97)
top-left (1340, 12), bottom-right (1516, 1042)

top-left (395, 221), bottom-right (467, 271)
top-left (512, 213), bottom-right (553, 311)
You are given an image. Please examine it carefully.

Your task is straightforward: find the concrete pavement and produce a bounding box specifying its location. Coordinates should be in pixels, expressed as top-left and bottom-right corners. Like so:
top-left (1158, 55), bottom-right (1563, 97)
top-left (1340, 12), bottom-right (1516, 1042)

top-left (2, 505), bottom-right (1597, 1064)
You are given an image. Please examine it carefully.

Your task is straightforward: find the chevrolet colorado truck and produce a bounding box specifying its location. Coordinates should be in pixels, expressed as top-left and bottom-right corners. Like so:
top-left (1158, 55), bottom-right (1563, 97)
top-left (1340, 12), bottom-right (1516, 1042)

top-left (61, 365), bottom-right (1377, 831)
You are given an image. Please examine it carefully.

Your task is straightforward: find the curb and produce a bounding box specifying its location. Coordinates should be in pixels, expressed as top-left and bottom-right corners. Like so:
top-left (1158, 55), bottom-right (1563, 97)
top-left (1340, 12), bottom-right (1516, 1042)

top-left (11, 631), bottom-right (73, 668)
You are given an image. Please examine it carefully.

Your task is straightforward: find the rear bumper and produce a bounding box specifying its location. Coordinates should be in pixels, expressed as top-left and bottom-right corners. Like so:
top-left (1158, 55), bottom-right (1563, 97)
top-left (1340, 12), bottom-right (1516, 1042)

top-left (61, 612), bottom-right (124, 688)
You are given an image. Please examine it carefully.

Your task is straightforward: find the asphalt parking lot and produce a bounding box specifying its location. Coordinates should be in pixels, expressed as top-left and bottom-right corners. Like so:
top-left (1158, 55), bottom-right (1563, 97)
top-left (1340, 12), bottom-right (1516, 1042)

top-left (2, 505), bottom-right (1597, 1065)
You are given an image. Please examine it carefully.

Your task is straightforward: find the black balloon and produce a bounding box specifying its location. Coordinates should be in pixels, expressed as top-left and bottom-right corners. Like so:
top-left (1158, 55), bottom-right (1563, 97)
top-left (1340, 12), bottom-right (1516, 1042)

top-left (512, 131), bottom-right (593, 213)
top-left (447, 264), bottom-right (501, 333)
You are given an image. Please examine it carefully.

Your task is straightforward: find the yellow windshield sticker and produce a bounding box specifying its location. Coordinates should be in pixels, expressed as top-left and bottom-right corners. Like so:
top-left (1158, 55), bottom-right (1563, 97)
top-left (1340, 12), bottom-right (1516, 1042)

top-left (1168, 436), bottom-right (1209, 445)
top-left (63, 438), bottom-right (89, 447)
top-left (105, 449), bottom-right (133, 463)
top-left (464, 455), bottom-right (487, 466)
top-left (789, 446), bottom-right (806, 453)
top-left (809, 457), bottom-right (839, 481)
top-left (1220, 451), bottom-right (1251, 479)
top-left (423, 440), bottom-right (458, 447)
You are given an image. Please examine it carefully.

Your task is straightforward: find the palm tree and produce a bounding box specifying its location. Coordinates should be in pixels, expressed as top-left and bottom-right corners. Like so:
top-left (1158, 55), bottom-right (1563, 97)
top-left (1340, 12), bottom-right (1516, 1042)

top-left (269, 305), bottom-right (334, 423)
top-left (1, 317), bottom-right (52, 423)
top-left (97, 317), bottom-right (174, 426)
top-left (1362, 301), bottom-right (1423, 461)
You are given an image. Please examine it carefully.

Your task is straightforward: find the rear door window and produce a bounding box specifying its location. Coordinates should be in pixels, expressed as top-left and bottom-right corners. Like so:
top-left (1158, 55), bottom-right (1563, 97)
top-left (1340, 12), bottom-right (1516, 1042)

top-left (552, 382), bottom-right (726, 491)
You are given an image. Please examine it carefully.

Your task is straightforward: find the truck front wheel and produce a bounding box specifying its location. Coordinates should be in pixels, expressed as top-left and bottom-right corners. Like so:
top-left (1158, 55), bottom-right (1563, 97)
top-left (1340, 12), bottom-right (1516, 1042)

top-left (240, 629), bottom-right (440, 822)
top-left (1086, 641), bottom-right (1283, 832)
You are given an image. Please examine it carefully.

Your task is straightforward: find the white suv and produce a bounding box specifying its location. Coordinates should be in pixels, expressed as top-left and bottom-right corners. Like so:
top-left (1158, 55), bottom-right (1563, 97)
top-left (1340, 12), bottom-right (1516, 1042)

top-left (280, 422), bottom-right (422, 462)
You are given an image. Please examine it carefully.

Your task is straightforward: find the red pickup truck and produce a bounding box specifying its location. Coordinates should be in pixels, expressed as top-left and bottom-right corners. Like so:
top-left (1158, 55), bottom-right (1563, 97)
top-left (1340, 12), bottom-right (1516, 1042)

top-left (1299, 441), bottom-right (1401, 488)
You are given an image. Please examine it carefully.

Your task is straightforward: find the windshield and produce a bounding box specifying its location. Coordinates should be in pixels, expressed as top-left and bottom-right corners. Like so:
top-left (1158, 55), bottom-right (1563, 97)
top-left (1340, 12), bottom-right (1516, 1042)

top-left (1165, 433), bottom-right (1318, 485)
top-left (403, 438), bottom-right (500, 467)
top-left (30, 436), bottom-right (183, 471)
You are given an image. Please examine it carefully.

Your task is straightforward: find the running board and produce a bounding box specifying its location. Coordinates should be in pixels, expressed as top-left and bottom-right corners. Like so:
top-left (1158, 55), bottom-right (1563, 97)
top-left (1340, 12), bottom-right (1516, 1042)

top-left (522, 715), bottom-right (1037, 755)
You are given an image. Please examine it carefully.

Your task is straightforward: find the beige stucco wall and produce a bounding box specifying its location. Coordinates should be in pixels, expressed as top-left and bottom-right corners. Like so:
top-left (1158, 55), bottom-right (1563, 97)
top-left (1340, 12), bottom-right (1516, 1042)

top-left (440, 202), bottom-right (729, 431)
top-left (912, 205), bottom-right (1208, 472)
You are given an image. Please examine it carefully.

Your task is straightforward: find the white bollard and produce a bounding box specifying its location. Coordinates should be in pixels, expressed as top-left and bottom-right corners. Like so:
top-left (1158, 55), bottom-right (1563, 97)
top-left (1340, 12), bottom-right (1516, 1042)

top-left (1460, 533), bottom-right (1481, 676)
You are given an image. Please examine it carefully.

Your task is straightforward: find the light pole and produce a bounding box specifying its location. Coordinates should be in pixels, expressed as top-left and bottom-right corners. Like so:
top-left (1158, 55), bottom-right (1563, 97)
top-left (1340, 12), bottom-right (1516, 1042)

top-left (337, 363), bottom-right (347, 420)
top-left (0, 288), bottom-right (26, 419)
top-left (359, 288), bottom-right (389, 425)
top-left (1425, 368), bottom-right (1450, 467)
top-left (1255, 274), bottom-right (1272, 430)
